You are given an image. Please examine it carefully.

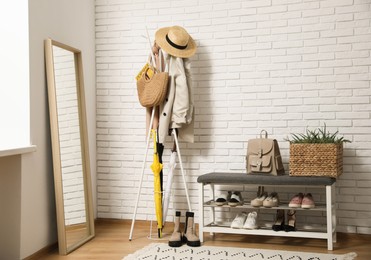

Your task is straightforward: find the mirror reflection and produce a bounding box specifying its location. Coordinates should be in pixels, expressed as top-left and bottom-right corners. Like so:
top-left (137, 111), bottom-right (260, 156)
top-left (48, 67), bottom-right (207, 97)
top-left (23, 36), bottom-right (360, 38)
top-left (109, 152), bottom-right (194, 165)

top-left (52, 45), bottom-right (88, 248)
top-left (45, 39), bottom-right (94, 255)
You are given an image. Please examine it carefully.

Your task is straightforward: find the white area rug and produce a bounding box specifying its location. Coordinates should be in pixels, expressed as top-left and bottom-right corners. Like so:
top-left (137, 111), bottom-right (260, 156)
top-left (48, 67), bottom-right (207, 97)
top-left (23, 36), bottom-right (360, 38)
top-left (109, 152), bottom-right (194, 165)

top-left (123, 243), bottom-right (357, 260)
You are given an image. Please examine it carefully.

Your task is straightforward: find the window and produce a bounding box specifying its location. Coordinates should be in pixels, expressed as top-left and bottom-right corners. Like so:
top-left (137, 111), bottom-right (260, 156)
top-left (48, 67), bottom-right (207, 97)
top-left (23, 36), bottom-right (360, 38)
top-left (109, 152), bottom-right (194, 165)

top-left (0, 0), bottom-right (30, 150)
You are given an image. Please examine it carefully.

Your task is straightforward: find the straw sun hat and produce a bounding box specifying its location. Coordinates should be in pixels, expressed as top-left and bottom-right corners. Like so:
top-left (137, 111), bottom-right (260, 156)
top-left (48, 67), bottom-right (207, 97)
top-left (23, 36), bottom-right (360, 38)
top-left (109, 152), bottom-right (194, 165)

top-left (155, 26), bottom-right (197, 58)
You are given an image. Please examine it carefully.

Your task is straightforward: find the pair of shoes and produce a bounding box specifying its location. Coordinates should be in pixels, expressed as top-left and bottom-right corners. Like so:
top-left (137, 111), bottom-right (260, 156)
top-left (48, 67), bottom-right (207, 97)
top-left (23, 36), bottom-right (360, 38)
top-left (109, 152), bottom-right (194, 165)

top-left (289, 193), bottom-right (315, 209)
top-left (251, 191), bottom-right (268, 207)
top-left (169, 211), bottom-right (201, 247)
top-left (216, 191), bottom-right (243, 207)
top-left (251, 192), bottom-right (279, 207)
top-left (230, 211), bottom-right (258, 229)
top-left (271, 209), bottom-right (297, 232)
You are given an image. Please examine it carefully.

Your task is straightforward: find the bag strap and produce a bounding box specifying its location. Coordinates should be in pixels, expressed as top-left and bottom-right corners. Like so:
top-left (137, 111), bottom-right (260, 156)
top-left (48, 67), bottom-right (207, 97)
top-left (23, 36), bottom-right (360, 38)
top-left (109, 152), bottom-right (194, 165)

top-left (147, 54), bottom-right (159, 73)
top-left (148, 50), bottom-right (169, 73)
top-left (258, 130), bottom-right (268, 159)
top-left (260, 130), bottom-right (268, 139)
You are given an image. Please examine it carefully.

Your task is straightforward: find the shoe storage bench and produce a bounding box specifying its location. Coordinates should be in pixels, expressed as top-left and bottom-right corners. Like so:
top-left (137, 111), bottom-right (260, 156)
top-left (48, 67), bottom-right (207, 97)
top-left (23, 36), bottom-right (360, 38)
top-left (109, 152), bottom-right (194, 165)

top-left (197, 172), bottom-right (337, 250)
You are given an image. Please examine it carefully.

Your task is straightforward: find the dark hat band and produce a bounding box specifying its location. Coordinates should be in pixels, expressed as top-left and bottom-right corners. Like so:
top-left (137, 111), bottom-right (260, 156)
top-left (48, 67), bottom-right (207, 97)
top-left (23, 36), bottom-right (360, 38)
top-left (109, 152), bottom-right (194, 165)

top-left (166, 34), bottom-right (187, 50)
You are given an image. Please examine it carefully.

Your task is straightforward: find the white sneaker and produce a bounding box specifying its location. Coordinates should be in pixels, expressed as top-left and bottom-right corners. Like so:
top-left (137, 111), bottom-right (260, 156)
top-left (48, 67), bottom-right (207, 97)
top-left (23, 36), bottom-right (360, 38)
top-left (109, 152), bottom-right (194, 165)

top-left (231, 212), bottom-right (247, 229)
top-left (243, 211), bottom-right (258, 229)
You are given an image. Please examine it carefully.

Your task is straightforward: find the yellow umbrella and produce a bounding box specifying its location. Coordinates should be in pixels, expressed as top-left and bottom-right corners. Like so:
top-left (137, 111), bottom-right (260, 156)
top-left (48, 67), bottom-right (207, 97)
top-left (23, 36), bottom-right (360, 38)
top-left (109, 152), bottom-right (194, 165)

top-left (150, 129), bottom-right (163, 238)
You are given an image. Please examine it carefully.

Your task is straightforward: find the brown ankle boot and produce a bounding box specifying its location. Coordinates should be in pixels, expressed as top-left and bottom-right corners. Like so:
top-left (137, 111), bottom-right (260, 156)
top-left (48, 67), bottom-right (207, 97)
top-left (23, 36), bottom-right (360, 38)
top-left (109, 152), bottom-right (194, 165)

top-left (183, 211), bottom-right (201, 247)
top-left (169, 211), bottom-right (183, 247)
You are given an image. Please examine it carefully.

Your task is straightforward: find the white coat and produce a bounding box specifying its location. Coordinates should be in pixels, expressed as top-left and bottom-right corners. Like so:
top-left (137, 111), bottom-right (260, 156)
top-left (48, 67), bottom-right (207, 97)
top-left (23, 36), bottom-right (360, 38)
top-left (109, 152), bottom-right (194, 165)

top-left (158, 52), bottom-right (194, 144)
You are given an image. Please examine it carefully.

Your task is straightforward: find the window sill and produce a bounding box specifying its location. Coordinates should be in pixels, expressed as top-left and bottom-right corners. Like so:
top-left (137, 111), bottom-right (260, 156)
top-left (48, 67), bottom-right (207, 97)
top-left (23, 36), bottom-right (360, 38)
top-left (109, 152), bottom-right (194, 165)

top-left (0, 145), bottom-right (37, 158)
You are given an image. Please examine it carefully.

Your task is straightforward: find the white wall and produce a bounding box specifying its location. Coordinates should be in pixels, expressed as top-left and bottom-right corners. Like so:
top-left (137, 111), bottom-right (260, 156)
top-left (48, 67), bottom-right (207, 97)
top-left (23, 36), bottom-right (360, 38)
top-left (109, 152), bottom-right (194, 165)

top-left (17, 0), bottom-right (96, 258)
top-left (95, 0), bottom-right (371, 235)
top-left (0, 155), bottom-right (21, 260)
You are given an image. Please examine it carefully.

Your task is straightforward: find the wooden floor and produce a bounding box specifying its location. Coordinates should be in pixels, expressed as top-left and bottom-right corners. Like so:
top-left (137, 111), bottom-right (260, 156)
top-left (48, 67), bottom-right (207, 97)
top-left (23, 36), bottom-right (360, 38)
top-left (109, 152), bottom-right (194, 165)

top-left (39, 219), bottom-right (370, 259)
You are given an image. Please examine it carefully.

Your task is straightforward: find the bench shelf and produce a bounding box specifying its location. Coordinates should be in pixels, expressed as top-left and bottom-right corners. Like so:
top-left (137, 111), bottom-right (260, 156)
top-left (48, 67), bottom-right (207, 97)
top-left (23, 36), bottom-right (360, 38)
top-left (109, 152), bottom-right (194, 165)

top-left (197, 172), bottom-right (337, 250)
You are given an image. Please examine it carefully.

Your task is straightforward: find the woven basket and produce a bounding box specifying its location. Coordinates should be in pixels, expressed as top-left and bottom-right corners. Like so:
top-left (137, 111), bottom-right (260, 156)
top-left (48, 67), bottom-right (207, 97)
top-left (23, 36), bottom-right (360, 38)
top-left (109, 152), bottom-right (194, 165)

top-left (289, 143), bottom-right (343, 178)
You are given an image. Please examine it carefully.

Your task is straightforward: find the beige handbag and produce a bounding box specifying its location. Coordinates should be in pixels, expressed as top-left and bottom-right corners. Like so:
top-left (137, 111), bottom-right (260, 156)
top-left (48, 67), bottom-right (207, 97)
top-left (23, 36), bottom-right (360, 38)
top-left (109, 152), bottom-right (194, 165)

top-left (246, 130), bottom-right (285, 175)
top-left (136, 66), bottom-right (169, 108)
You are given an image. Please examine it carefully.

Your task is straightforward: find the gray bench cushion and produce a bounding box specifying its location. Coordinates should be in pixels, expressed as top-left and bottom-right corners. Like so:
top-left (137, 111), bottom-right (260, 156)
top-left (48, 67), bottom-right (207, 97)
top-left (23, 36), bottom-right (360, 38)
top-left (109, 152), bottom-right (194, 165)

top-left (197, 172), bottom-right (336, 186)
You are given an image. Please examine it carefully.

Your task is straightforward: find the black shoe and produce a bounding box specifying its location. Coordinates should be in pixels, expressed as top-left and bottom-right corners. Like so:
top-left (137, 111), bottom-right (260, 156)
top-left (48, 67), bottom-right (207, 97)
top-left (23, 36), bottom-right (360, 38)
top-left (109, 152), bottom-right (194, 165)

top-left (272, 209), bottom-right (285, 231)
top-left (284, 210), bottom-right (296, 232)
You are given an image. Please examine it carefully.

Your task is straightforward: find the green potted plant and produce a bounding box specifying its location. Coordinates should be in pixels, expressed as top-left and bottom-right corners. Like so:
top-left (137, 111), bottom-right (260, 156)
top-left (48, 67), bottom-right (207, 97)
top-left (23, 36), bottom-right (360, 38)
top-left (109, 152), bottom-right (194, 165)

top-left (286, 124), bottom-right (350, 178)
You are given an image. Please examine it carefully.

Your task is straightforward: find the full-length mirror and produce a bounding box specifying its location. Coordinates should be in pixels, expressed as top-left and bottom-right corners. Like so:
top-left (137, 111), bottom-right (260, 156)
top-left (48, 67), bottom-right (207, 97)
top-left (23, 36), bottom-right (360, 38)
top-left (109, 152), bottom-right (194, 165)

top-left (44, 39), bottom-right (95, 255)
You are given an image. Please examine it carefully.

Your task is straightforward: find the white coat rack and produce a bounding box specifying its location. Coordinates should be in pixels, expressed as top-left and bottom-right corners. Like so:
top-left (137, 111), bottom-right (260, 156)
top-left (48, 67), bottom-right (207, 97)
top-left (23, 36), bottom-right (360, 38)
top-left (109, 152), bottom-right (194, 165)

top-left (129, 106), bottom-right (192, 241)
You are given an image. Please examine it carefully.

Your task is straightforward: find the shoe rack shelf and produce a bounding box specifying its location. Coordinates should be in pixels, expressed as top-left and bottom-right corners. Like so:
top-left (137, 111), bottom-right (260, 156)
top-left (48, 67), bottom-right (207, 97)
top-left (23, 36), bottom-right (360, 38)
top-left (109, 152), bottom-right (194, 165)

top-left (197, 172), bottom-right (337, 250)
top-left (204, 200), bottom-right (328, 212)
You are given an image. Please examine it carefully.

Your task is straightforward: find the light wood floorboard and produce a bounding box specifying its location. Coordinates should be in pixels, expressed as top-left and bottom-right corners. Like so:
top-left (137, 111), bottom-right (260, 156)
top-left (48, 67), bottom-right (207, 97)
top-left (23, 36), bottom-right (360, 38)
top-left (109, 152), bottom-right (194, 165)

top-left (38, 219), bottom-right (370, 259)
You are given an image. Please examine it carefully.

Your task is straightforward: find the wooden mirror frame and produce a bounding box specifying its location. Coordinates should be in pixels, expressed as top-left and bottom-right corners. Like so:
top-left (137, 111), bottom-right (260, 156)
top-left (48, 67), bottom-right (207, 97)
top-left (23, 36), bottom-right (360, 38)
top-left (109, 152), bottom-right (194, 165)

top-left (44, 38), bottom-right (95, 255)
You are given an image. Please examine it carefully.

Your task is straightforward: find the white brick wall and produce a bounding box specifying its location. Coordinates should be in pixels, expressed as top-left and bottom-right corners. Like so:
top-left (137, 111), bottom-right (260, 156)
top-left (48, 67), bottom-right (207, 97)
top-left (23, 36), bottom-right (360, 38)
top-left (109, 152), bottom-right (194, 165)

top-left (95, 0), bottom-right (371, 234)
